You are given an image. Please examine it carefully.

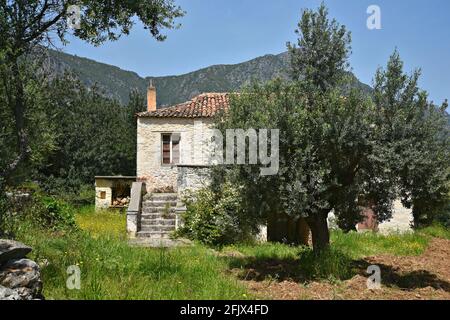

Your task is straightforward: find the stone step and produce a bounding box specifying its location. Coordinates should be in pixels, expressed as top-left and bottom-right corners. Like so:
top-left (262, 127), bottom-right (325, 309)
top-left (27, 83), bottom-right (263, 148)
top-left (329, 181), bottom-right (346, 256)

top-left (142, 207), bottom-right (177, 213)
top-left (141, 219), bottom-right (176, 226)
top-left (141, 213), bottom-right (177, 220)
top-left (145, 193), bottom-right (178, 201)
top-left (137, 231), bottom-right (172, 239)
top-left (140, 225), bottom-right (175, 232)
top-left (143, 200), bottom-right (178, 207)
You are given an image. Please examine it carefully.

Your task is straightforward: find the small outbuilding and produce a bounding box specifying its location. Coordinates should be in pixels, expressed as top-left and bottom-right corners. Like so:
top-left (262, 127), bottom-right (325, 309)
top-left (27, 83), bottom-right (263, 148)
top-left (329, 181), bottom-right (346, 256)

top-left (95, 176), bottom-right (136, 210)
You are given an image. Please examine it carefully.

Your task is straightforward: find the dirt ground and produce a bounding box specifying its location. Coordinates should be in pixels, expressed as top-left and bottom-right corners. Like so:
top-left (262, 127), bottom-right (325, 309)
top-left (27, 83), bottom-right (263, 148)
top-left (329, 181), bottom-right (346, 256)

top-left (230, 238), bottom-right (450, 300)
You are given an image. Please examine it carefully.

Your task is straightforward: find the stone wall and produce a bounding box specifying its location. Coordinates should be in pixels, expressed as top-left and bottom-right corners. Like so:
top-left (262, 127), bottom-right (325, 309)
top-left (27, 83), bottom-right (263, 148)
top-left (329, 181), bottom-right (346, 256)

top-left (327, 199), bottom-right (414, 234)
top-left (94, 177), bottom-right (135, 210)
top-left (0, 240), bottom-right (43, 300)
top-left (177, 165), bottom-right (211, 195)
top-left (377, 199), bottom-right (414, 234)
top-left (137, 117), bottom-right (215, 192)
top-left (95, 178), bottom-right (112, 209)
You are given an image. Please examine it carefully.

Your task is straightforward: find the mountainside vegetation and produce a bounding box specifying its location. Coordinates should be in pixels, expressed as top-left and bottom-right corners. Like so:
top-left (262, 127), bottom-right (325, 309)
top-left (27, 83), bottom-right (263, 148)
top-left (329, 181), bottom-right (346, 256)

top-left (47, 49), bottom-right (372, 106)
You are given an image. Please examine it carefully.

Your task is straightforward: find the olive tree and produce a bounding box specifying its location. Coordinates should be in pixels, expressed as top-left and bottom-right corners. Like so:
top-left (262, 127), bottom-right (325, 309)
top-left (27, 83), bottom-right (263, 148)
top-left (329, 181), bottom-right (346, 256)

top-left (0, 0), bottom-right (184, 184)
top-left (373, 50), bottom-right (449, 227)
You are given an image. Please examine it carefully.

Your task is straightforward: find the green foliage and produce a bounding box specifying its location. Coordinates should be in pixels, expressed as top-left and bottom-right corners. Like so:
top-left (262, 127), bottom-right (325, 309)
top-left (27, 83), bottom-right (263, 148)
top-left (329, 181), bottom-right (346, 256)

top-left (214, 4), bottom-right (377, 251)
top-left (35, 74), bottom-right (143, 194)
top-left (64, 184), bottom-right (96, 207)
top-left (214, 4), bottom-right (449, 252)
top-left (418, 223), bottom-right (450, 240)
top-left (215, 79), bottom-right (382, 248)
top-left (0, 190), bottom-right (12, 237)
top-left (176, 184), bottom-right (259, 246)
top-left (10, 203), bottom-right (443, 299)
top-left (297, 247), bottom-right (354, 280)
top-left (0, 59), bottom-right (59, 185)
top-left (435, 206), bottom-right (450, 228)
top-left (372, 50), bottom-right (450, 227)
top-left (287, 3), bottom-right (351, 91)
top-left (227, 229), bottom-right (430, 282)
top-left (0, 0), bottom-right (184, 187)
top-left (330, 230), bottom-right (428, 258)
top-left (27, 194), bottom-right (77, 231)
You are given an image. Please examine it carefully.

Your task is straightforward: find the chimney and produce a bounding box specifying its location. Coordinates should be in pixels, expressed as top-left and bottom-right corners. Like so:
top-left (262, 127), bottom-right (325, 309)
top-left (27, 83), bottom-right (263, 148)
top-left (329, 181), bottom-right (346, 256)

top-left (147, 79), bottom-right (156, 112)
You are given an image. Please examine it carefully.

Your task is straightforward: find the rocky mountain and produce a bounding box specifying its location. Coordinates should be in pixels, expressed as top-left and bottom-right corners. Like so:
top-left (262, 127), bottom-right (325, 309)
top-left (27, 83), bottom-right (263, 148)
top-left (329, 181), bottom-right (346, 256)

top-left (47, 49), bottom-right (372, 107)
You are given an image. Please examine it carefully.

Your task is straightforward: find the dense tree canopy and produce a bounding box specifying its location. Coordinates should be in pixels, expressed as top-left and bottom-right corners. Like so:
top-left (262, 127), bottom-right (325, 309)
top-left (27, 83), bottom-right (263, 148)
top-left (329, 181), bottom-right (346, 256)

top-left (34, 75), bottom-right (146, 193)
top-left (215, 4), bottom-right (449, 251)
top-left (0, 0), bottom-right (184, 187)
top-left (372, 51), bottom-right (449, 227)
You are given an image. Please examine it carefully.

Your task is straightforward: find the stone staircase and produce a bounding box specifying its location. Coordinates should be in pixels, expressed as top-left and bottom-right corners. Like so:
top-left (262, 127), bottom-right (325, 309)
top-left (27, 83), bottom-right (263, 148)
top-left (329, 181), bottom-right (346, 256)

top-left (137, 193), bottom-right (179, 239)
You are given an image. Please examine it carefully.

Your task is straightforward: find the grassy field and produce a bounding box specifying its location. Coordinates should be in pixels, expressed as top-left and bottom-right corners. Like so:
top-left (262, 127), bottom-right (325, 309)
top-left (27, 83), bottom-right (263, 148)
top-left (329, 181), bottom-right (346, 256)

top-left (17, 208), bottom-right (248, 300)
top-left (14, 206), bottom-right (450, 300)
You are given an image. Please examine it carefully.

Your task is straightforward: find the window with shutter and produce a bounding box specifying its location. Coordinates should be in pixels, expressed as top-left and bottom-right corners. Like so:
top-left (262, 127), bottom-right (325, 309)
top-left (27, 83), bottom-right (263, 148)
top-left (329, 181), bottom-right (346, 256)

top-left (162, 134), bottom-right (171, 164)
top-left (161, 133), bottom-right (180, 165)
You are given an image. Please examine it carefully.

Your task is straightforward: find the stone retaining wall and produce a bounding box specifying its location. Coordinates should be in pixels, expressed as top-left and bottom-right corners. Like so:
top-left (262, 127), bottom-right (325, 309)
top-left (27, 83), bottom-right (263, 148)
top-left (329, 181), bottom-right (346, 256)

top-left (177, 165), bottom-right (211, 195)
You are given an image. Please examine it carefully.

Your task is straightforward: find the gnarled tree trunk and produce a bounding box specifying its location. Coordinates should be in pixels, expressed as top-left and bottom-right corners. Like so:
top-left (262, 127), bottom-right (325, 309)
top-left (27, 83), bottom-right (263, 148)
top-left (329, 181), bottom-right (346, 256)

top-left (306, 211), bottom-right (330, 252)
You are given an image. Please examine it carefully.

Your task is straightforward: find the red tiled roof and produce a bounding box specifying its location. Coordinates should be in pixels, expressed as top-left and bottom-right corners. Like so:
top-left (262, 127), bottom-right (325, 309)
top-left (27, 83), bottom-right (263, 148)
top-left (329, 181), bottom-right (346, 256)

top-left (137, 93), bottom-right (231, 118)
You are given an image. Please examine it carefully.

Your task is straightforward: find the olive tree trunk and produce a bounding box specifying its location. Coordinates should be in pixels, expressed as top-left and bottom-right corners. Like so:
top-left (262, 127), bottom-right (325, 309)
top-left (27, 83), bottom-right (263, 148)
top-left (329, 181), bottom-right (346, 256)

top-left (306, 211), bottom-right (330, 252)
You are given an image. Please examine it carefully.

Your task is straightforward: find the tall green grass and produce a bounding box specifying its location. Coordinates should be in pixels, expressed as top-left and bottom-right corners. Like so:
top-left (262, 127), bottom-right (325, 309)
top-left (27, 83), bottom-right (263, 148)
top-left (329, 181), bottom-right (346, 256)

top-left (418, 224), bottom-right (450, 240)
top-left (330, 230), bottom-right (429, 258)
top-left (75, 206), bottom-right (126, 239)
top-left (15, 207), bottom-right (248, 300)
top-left (14, 204), bottom-right (448, 299)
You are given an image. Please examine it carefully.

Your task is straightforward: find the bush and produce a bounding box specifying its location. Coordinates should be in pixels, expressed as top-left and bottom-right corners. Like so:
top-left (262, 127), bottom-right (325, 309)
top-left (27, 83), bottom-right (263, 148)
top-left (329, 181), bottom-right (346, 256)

top-left (61, 184), bottom-right (95, 207)
top-left (39, 178), bottom-right (95, 207)
top-left (434, 195), bottom-right (450, 228)
top-left (0, 191), bottom-right (13, 238)
top-left (176, 184), bottom-right (258, 246)
top-left (25, 194), bottom-right (77, 231)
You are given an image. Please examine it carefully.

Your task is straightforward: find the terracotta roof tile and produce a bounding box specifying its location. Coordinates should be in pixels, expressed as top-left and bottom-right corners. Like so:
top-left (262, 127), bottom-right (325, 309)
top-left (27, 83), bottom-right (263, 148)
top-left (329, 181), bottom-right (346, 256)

top-left (137, 93), bottom-right (231, 118)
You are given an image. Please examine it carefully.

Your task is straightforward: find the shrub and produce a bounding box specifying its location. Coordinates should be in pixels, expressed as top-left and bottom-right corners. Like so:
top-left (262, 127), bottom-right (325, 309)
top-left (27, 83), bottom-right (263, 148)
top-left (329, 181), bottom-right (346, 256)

top-left (25, 194), bottom-right (77, 231)
top-left (434, 195), bottom-right (450, 228)
top-left (0, 191), bottom-right (13, 238)
top-left (176, 183), bottom-right (258, 246)
top-left (62, 184), bottom-right (95, 207)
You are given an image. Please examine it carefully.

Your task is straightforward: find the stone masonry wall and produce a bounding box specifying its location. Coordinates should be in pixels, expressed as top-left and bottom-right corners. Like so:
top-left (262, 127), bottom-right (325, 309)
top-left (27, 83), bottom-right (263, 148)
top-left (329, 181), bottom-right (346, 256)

top-left (137, 117), bottom-right (215, 192)
top-left (95, 178), bottom-right (112, 209)
top-left (177, 165), bottom-right (211, 195)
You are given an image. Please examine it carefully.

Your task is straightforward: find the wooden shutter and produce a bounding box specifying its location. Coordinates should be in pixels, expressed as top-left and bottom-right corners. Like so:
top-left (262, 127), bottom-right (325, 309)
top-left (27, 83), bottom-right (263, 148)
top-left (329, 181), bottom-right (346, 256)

top-left (172, 133), bottom-right (180, 164)
top-left (162, 134), bottom-right (171, 164)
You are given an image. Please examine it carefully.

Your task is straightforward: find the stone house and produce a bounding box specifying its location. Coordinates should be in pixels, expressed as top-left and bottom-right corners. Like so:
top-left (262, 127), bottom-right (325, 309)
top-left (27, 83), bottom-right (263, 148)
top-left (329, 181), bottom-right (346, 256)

top-left (126, 85), bottom-right (232, 241)
top-left (136, 84), bottom-right (227, 194)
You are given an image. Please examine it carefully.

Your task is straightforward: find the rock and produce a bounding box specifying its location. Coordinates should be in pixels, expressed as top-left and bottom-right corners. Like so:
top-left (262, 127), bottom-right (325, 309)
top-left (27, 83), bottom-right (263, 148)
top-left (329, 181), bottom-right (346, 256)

top-left (0, 239), bottom-right (32, 265)
top-left (0, 285), bottom-right (21, 300)
top-left (0, 259), bottom-right (43, 300)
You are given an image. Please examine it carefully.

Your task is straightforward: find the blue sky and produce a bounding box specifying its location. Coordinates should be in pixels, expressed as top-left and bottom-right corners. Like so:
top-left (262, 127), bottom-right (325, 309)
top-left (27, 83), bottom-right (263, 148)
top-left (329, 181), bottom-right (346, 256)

top-left (61, 0), bottom-right (450, 104)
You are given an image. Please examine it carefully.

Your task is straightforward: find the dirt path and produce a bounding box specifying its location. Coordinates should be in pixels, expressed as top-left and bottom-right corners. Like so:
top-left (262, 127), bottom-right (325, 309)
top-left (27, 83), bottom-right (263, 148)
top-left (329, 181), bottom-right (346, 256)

top-left (233, 238), bottom-right (450, 300)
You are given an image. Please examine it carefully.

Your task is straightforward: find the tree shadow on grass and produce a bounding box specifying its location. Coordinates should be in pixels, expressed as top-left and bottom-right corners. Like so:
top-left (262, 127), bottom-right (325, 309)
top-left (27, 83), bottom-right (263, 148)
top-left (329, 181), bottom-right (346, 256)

top-left (226, 250), bottom-right (450, 292)
top-left (225, 248), bottom-right (356, 283)
top-left (353, 260), bottom-right (450, 292)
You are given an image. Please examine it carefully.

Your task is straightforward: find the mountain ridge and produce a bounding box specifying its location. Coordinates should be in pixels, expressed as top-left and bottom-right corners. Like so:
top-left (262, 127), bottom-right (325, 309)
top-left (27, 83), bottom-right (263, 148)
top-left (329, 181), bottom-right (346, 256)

top-left (47, 49), bottom-right (372, 107)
